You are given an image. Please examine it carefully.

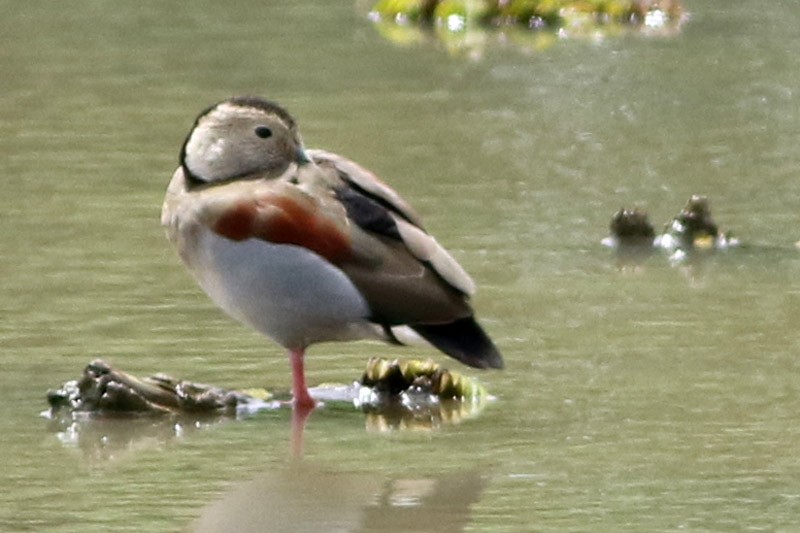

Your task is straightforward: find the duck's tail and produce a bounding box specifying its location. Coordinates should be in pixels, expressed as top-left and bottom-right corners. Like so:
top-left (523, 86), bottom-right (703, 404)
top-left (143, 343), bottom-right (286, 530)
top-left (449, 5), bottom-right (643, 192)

top-left (411, 316), bottom-right (504, 370)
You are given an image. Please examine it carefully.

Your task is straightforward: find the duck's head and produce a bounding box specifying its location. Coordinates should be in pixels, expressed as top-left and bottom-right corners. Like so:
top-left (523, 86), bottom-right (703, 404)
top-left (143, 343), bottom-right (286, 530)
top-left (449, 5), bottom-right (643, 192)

top-left (180, 96), bottom-right (310, 185)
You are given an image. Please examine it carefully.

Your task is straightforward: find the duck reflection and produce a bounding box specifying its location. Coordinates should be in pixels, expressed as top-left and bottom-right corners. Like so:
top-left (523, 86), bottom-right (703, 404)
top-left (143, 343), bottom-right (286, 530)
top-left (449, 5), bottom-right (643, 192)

top-left (359, 472), bottom-right (488, 532)
top-left (194, 467), bottom-right (487, 533)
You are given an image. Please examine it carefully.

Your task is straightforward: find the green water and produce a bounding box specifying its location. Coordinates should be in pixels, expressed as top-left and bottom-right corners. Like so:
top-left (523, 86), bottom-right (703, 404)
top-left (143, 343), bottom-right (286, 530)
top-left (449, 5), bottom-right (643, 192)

top-left (2, 1), bottom-right (800, 531)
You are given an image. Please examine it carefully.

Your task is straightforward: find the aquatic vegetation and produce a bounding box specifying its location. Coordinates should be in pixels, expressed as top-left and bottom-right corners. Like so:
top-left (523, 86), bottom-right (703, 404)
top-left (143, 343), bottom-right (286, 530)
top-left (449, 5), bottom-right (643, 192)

top-left (370, 0), bottom-right (683, 28)
top-left (356, 357), bottom-right (491, 431)
top-left (367, 0), bottom-right (686, 54)
top-left (359, 356), bottom-right (487, 399)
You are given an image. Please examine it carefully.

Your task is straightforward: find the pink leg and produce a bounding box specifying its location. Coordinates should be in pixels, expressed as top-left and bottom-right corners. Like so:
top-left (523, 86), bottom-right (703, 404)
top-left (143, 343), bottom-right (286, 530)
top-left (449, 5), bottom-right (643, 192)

top-left (288, 348), bottom-right (316, 409)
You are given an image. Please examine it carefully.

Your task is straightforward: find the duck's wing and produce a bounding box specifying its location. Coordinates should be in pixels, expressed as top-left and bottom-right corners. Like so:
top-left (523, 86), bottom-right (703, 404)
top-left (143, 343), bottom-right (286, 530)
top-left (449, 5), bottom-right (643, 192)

top-left (307, 151), bottom-right (502, 369)
top-left (307, 149), bottom-right (423, 226)
top-left (307, 149), bottom-right (476, 296)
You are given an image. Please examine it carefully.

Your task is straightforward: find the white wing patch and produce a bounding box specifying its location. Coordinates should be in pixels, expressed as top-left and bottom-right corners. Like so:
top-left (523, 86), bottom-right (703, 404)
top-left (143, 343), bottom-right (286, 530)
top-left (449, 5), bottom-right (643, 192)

top-left (393, 216), bottom-right (476, 296)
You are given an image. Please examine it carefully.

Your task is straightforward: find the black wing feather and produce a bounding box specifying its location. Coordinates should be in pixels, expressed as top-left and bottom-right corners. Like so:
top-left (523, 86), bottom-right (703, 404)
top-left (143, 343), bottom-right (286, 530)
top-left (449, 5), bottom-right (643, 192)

top-left (412, 317), bottom-right (504, 370)
top-left (334, 185), bottom-right (402, 241)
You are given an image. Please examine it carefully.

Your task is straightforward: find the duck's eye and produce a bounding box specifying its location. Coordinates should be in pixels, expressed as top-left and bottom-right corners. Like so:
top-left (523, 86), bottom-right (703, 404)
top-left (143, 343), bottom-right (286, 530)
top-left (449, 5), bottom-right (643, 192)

top-left (254, 126), bottom-right (272, 139)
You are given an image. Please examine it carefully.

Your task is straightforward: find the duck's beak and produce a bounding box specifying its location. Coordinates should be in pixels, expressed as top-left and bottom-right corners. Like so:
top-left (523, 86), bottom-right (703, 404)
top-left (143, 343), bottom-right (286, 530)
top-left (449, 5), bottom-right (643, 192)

top-left (296, 146), bottom-right (311, 166)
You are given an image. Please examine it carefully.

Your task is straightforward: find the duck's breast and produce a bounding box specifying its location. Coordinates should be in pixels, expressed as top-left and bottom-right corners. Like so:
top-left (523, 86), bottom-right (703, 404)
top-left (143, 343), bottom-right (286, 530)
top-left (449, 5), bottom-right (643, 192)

top-left (186, 227), bottom-right (374, 348)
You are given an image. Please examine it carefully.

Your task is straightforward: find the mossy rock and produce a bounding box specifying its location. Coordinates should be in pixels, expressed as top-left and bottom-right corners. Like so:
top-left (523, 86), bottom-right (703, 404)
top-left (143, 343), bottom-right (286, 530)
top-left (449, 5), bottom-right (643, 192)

top-left (360, 357), bottom-right (489, 400)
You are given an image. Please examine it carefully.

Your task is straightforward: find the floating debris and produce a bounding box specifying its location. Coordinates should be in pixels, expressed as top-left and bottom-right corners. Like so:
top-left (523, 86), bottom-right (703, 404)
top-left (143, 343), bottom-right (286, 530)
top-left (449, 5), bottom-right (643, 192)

top-left (45, 359), bottom-right (275, 420)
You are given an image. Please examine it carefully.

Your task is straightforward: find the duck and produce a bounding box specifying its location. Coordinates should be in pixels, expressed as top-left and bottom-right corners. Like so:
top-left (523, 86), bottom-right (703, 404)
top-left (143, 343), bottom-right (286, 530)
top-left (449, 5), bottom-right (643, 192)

top-left (161, 96), bottom-right (503, 409)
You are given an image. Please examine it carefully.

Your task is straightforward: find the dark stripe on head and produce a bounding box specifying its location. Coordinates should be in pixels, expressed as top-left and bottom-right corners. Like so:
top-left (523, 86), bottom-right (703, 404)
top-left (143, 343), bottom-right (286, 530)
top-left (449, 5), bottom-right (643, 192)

top-left (228, 96), bottom-right (297, 130)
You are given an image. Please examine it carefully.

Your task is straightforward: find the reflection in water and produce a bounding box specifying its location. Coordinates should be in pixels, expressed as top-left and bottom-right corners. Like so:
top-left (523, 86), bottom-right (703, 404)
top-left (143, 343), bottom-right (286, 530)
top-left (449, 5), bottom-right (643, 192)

top-left (606, 236), bottom-right (735, 282)
top-left (45, 397), bottom-right (490, 463)
top-left (194, 467), bottom-right (487, 533)
top-left (359, 472), bottom-right (488, 533)
top-left (44, 384), bottom-right (490, 462)
top-left (361, 397), bottom-right (490, 432)
top-left (45, 414), bottom-right (232, 464)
